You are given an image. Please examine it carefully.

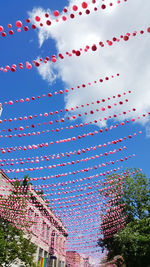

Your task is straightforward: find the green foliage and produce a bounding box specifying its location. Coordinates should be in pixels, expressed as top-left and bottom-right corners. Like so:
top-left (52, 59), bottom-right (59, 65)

top-left (98, 168), bottom-right (150, 267)
top-left (0, 175), bottom-right (37, 266)
top-left (114, 217), bottom-right (150, 267)
top-left (0, 176), bottom-right (32, 231)
top-left (122, 168), bottom-right (150, 222)
top-left (0, 217), bottom-right (37, 267)
top-left (98, 172), bottom-right (125, 255)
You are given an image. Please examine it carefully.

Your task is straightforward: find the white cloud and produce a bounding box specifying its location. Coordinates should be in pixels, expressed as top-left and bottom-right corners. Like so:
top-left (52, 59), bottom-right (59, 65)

top-left (146, 122), bottom-right (150, 138)
top-left (29, 0), bottom-right (150, 128)
top-left (37, 60), bottom-right (58, 83)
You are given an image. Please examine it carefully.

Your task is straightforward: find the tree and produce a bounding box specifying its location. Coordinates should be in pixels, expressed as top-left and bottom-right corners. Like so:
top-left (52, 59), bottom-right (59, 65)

top-left (0, 217), bottom-right (37, 267)
top-left (113, 217), bottom-right (150, 267)
top-left (0, 175), bottom-right (37, 266)
top-left (121, 168), bottom-right (150, 222)
top-left (98, 168), bottom-right (150, 267)
top-left (98, 172), bottom-right (125, 257)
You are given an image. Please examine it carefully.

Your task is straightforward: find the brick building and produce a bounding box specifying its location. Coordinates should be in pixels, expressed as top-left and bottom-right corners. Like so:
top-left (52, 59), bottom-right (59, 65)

top-left (66, 251), bottom-right (84, 267)
top-left (0, 170), bottom-right (68, 267)
top-left (66, 252), bottom-right (94, 267)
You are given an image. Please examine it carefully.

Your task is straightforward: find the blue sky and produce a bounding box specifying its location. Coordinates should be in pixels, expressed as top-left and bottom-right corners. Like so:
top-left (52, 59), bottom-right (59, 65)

top-left (0, 0), bottom-right (150, 263)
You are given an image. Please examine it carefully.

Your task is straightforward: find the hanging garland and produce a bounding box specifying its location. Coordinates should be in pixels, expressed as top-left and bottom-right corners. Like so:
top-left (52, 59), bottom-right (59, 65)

top-left (0, 73), bottom-right (119, 106)
top-left (0, 131), bottom-right (138, 167)
top-left (1, 25), bottom-right (150, 72)
top-left (0, 0), bottom-right (127, 40)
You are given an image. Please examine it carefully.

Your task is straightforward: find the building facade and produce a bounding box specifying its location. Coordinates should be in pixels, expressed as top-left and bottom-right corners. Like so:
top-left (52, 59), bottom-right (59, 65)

top-left (66, 251), bottom-right (84, 267)
top-left (0, 170), bottom-right (68, 267)
top-left (27, 184), bottom-right (68, 267)
top-left (83, 257), bottom-right (91, 267)
top-left (66, 252), bottom-right (93, 267)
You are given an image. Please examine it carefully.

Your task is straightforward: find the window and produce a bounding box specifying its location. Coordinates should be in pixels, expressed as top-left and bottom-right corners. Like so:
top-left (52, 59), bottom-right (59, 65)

top-left (33, 213), bottom-right (37, 232)
top-left (46, 225), bottom-right (50, 241)
top-left (38, 247), bottom-right (43, 262)
top-left (28, 208), bottom-right (34, 220)
top-left (50, 231), bottom-right (55, 254)
top-left (56, 233), bottom-right (59, 249)
top-left (60, 237), bottom-right (63, 253)
top-left (44, 251), bottom-right (48, 258)
top-left (42, 221), bottom-right (46, 238)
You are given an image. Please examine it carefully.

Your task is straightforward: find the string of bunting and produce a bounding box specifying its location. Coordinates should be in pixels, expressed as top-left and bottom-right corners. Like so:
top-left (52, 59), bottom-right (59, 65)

top-left (0, 73), bottom-right (120, 106)
top-left (0, 0), bottom-right (127, 40)
top-left (1, 26), bottom-right (150, 72)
